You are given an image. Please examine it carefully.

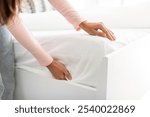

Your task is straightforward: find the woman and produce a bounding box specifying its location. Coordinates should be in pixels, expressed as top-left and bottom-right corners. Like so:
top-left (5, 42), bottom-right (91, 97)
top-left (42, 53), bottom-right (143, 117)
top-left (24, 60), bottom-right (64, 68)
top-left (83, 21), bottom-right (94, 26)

top-left (0, 0), bottom-right (115, 100)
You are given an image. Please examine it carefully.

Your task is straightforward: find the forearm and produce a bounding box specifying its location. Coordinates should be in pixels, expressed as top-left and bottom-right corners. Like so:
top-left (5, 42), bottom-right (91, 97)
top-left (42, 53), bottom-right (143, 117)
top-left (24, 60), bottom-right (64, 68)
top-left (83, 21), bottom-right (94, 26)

top-left (48, 0), bottom-right (86, 28)
top-left (7, 15), bottom-right (53, 66)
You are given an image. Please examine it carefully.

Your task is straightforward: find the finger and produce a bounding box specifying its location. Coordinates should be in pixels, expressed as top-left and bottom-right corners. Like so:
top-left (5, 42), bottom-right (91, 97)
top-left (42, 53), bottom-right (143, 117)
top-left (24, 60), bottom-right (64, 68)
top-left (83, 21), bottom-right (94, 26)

top-left (60, 64), bottom-right (72, 80)
top-left (98, 23), bottom-right (115, 40)
top-left (52, 70), bottom-right (66, 80)
top-left (108, 29), bottom-right (114, 34)
top-left (81, 24), bottom-right (107, 38)
top-left (95, 30), bottom-right (107, 37)
top-left (54, 74), bottom-right (65, 80)
top-left (104, 28), bottom-right (115, 41)
top-left (108, 29), bottom-right (116, 40)
top-left (101, 27), bottom-right (114, 41)
top-left (87, 29), bottom-right (103, 37)
top-left (90, 29), bottom-right (108, 39)
top-left (64, 71), bottom-right (72, 80)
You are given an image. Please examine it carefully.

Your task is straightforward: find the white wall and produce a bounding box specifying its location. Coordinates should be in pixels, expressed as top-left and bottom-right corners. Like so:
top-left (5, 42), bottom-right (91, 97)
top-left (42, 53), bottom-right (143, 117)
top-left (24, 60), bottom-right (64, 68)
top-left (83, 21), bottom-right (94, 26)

top-left (66, 0), bottom-right (150, 28)
top-left (68, 0), bottom-right (150, 10)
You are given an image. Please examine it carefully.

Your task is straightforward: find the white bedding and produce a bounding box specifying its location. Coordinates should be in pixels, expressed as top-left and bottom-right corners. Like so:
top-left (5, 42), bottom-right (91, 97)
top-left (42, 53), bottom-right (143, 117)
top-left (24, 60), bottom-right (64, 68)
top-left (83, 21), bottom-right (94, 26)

top-left (14, 29), bottom-right (150, 99)
top-left (15, 30), bottom-right (112, 88)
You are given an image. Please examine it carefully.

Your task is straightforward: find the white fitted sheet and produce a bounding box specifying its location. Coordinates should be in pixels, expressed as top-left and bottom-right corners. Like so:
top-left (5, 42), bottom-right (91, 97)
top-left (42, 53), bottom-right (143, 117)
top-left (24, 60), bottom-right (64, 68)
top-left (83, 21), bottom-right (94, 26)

top-left (14, 29), bottom-right (150, 99)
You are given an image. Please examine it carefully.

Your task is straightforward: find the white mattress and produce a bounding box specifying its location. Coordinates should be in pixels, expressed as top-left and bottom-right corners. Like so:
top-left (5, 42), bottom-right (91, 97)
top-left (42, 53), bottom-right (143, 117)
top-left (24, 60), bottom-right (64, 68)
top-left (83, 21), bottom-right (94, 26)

top-left (14, 29), bottom-right (150, 99)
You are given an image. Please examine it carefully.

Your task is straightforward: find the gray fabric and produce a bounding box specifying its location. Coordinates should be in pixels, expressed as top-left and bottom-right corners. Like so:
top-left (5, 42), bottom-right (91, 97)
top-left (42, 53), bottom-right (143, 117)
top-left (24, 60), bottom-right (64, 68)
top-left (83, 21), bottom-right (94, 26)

top-left (0, 73), bottom-right (4, 99)
top-left (0, 26), bottom-right (15, 100)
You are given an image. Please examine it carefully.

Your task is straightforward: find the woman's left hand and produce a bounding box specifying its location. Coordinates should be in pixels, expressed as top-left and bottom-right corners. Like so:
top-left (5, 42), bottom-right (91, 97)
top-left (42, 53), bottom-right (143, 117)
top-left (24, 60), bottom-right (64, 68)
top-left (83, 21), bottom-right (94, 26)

top-left (79, 21), bottom-right (116, 41)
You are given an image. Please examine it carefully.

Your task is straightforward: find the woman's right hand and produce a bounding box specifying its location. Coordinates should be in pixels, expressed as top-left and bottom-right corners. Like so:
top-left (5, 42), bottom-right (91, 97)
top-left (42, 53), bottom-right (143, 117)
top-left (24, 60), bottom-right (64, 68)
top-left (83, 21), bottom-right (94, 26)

top-left (47, 59), bottom-right (72, 80)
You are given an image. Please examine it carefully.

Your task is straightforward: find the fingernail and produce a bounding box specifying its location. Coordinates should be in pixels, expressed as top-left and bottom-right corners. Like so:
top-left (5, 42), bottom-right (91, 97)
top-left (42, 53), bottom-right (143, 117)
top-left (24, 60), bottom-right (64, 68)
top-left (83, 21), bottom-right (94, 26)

top-left (65, 77), bottom-right (69, 81)
top-left (114, 36), bottom-right (116, 40)
top-left (110, 38), bottom-right (115, 41)
top-left (65, 76), bottom-right (72, 80)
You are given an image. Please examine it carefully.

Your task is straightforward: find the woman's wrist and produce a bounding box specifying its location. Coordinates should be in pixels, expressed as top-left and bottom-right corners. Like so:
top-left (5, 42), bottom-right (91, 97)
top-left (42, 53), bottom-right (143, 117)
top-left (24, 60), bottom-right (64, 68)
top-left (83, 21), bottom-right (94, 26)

top-left (46, 59), bottom-right (54, 69)
top-left (79, 20), bottom-right (88, 28)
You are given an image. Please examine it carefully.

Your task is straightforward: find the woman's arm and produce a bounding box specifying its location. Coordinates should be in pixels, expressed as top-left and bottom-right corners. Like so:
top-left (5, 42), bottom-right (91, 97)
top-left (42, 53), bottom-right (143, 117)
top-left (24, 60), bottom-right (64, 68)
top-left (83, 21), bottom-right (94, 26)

top-left (48, 0), bottom-right (85, 29)
top-left (7, 14), bottom-right (72, 80)
top-left (48, 0), bottom-right (116, 40)
top-left (7, 15), bottom-right (53, 66)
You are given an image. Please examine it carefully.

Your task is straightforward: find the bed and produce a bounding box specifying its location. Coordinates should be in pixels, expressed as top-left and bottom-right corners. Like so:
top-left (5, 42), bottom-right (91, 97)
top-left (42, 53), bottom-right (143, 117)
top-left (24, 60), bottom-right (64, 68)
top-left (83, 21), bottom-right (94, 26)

top-left (13, 9), bottom-right (150, 100)
top-left (13, 29), bottom-right (150, 100)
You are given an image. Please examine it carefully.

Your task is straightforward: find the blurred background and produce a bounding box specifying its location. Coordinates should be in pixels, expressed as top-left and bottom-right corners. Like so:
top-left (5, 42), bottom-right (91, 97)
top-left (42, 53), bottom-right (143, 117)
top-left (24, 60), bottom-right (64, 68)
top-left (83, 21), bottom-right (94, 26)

top-left (21, 0), bottom-right (150, 12)
top-left (68, 0), bottom-right (150, 10)
top-left (20, 0), bottom-right (150, 29)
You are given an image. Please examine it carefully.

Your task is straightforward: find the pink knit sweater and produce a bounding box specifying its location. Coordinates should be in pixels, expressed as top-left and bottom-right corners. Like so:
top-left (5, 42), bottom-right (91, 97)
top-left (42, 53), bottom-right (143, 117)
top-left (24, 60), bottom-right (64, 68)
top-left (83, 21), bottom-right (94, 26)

top-left (7, 0), bottom-right (85, 66)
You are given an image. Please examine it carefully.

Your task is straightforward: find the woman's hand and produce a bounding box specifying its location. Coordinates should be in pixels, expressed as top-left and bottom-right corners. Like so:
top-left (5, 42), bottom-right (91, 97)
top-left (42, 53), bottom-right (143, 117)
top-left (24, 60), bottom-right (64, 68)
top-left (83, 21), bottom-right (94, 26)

top-left (47, 59), bottom-right (72, 80)
top-left (79, 21), bottom-right (116, 41)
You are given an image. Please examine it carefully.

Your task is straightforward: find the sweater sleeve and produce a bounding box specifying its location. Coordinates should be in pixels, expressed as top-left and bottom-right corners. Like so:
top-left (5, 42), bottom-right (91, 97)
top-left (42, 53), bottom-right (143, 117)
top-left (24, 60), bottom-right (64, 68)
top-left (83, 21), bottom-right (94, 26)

top-left (48, 0), bottom-right (86, 29)
top-left (7, 14), bottom-right (53, 66)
